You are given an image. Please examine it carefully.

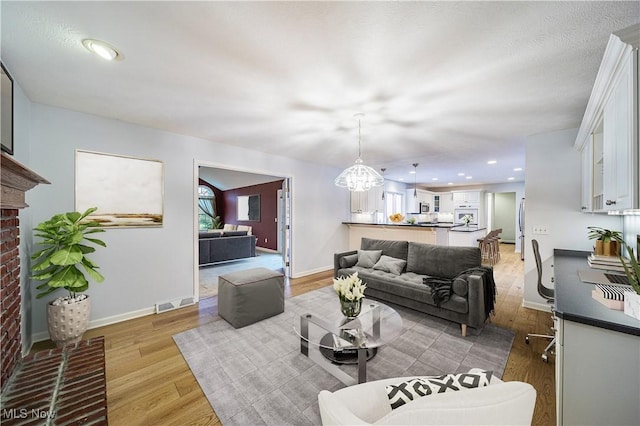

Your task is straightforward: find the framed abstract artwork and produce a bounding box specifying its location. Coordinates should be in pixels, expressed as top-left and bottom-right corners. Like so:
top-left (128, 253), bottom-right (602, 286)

top-left (1, 62), bottom-right (14, 155)
top-left (75, 150), bottom-right (164, 227)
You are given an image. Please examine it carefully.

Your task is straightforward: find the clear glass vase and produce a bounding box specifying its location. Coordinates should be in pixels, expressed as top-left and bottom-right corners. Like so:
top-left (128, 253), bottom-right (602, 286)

top-left (340, 298), bottom-right (362, 319)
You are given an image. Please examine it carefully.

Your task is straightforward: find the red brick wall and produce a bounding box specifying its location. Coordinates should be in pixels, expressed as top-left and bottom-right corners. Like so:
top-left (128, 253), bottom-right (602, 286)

top-left (1, 208), bottom-right (21, 390)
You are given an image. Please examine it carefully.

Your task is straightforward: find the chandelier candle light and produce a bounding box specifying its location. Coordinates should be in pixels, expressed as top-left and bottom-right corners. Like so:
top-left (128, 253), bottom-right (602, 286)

top-left (333, 272), bottom-right (367, 319)
top-left (334, 114), bottom-right (384, 192)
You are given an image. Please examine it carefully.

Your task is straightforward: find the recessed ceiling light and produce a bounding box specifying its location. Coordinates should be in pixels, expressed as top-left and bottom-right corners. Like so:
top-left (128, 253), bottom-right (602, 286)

top-left (466, 176), bottom-right (473, 179)
top-left (448, 182), bottom-right (453, 185)
top-left (513, 167), bottom-right (523, 171)
top-left (487, 160), bottom-right (497, 164)
top-left (508, 177), bottom-right (515, 181)
top-left (399, 178), bottom-right (405, 181)
top-left (409, 170), bottom-right (416, 174)
top-left (432, 178), bottom-right (439, 181)
top-left (457, 173), bottom-right (465, 176)
top-left (82, 39), bottom-right (121, 61)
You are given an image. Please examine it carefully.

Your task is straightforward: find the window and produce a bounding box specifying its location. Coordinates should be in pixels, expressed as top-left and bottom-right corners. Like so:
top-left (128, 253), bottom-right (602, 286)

top-left (434, 195), bottom-right (440, 212)
top-left (198, 185), bottom-right (216, 230)
top-left (385, 192), bottom-right (404, 216)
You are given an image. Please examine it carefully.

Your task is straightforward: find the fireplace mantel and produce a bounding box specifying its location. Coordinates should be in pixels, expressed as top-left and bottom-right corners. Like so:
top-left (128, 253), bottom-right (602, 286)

top-left (1, 153), bottom-right (50, 209)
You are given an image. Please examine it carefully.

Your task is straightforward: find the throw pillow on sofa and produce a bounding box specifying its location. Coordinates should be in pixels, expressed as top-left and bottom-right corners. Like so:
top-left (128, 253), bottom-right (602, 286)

top-left (373, 255), bottom-right (407, 275)
top-left (385, 370), bottom-right (493, 410)
top-left (356, 250), bottom-right (383, 268)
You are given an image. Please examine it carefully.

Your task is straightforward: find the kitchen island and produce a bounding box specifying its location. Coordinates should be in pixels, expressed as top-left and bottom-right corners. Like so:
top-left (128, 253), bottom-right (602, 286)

top-left (342, 222), bottom-right (486, 249)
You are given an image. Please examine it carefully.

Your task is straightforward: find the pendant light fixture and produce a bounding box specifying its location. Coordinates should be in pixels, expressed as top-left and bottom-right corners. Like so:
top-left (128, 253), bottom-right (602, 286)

top-left (412, 163), bottom-right (419, 198)
top-left (381, 168), bottom-right (386, 200)
top-left (334, 114), bottom-right (384, 192)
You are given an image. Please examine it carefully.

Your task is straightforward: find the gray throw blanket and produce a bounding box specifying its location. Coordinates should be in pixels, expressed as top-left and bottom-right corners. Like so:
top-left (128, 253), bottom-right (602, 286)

top-left (423, 266), bottom-right (497, 318)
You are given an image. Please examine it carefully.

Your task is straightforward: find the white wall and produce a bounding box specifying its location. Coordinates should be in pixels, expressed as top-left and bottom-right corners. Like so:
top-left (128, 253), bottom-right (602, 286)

top-left (21, 103), bottom-right (350, 344)
top-left (524, 128), bottom-right (622, 309)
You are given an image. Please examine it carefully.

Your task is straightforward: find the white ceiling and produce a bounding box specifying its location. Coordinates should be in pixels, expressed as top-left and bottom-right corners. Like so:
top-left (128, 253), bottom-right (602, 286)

top-left (3, 1), bottom-right (639, 187)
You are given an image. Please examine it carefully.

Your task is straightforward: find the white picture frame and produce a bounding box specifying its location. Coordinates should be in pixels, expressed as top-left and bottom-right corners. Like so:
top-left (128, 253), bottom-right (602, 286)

top-left (75, 150), bottom-right (164, 227)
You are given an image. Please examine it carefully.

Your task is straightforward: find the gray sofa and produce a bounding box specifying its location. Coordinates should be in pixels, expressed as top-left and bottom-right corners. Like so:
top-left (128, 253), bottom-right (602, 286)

top-left (334, 238), bottom-right (494, 336)
top-left (199, 231), bottom-right (257, 265)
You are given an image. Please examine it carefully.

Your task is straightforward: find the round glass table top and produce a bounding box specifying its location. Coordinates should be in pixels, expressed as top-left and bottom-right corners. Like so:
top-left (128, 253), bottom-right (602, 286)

top-left (292, 298), bottom-right (403, 350)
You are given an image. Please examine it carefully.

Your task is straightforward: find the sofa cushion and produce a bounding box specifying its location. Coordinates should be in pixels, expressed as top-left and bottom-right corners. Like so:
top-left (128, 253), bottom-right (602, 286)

top-left (406, 242), bottom-right (481, 279)
top-left (385, 370), bottom-right (493, 410)
top-left (452, 276), bottom-right (468, 297)
top-left (223, 230), bottom-right (248, 237)
top-left (361, 238), bottom-right (409, 261)
top-left (356, 250), bottom-right (383, 268)
top-left (373, 255), bottom-right (407, 275)
top-left (339, 254), bottom-right (359, 269)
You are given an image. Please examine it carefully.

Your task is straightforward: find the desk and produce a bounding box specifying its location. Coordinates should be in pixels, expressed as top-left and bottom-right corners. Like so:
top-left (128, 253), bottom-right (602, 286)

top-left (553, 250), bottom-right (640, 426)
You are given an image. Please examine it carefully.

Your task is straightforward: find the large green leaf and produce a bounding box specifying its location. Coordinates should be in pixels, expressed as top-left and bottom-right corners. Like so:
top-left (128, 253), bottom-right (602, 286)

top-left (81, 259), bottom-right (105, 283)
top-left (77, 244), bottom-right (96, 254)
top-left (49, 266), bottom-right (87, 289)
top-left (31, 256), bottom-right (52, 271)
top-left (50, 245), bottom-right (83, 266)
top-left (65, 211), bottom-right (82, 223)
top-left (84, 237), bottom-right (106, 247)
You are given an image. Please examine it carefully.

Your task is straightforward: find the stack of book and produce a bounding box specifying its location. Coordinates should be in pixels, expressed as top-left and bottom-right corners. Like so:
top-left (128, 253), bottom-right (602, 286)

top-left (591, 284), bottom-right (627, 310)
top-left (587, 253), bottom-right (625, 272)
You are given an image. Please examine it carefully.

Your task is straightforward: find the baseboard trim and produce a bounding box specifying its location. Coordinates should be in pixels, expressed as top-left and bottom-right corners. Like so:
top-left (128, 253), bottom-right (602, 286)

top-left (30, 306), bottom-right (156, 345)
top-left (291, 265), bottom-right (333, 279)
top-left (522, 299), bottom-right (553, 312)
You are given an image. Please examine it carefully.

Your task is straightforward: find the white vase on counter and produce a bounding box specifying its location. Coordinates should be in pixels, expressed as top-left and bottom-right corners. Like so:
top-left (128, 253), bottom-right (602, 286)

top-left (623, 291), bottom-right (640, 320)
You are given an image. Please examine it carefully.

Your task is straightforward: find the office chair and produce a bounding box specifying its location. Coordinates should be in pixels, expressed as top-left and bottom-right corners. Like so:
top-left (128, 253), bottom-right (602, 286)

top-left (525, 239), bottom-right (555, 362)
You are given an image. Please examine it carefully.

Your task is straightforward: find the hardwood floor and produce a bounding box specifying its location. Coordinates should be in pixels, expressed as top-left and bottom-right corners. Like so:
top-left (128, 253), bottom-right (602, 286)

top-left (31, 243), bottom-right (555, 425)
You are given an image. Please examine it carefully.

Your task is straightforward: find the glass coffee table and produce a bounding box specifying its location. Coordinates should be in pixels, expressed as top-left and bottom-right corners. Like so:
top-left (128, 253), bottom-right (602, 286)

top-left (293, 298), bottom-right (403, 385)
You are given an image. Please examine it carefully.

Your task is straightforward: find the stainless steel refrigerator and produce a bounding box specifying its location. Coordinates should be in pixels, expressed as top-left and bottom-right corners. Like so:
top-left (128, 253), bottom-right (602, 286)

top-left (518, 197), bottom-right (525, 260)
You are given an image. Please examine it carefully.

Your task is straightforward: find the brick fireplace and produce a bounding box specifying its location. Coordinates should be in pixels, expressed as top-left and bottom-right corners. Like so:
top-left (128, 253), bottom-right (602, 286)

top-left (0, 153), bottom-right (49, 390)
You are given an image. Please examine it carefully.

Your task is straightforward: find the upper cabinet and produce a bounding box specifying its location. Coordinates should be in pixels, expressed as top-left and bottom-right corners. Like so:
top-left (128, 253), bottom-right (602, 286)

top-left (575, 25), bottom-right (639, 213)
top-left (452, 190), bottom-right (481, 206)
top-left (350, 186), bottom-right (384, 213)
top-left (406, 189), bottom-right (433, 213)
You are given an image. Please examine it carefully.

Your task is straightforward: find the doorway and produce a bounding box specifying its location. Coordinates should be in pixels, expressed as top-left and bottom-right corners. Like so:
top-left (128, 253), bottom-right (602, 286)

top-left (194, 162), bottom-right (292, 300)
top-left (492, 192), bottom-right (517, 244)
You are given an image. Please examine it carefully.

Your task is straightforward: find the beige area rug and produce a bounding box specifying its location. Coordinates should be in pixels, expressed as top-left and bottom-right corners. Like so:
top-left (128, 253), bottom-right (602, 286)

top-left (199, 250), bottom-right (284, 298)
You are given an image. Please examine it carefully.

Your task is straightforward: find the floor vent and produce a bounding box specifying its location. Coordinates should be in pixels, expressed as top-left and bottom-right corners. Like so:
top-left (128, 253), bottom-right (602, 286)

top-left (155, 297), bottom-right (195, 314)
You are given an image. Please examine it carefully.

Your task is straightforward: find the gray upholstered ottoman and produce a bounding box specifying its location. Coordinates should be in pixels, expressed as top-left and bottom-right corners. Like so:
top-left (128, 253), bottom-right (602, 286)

top-left (218, 267), bottom-right (285, 328)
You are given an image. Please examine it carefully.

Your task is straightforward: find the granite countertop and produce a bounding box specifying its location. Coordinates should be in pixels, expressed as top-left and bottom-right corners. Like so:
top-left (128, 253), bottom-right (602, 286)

top-left (553, 249), bottom-right (640, 336)
top-left (342, 222), bottom-right (461, 229)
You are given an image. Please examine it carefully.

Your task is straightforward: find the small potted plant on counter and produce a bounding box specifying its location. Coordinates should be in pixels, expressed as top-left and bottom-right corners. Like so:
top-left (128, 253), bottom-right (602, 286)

top-left (587, 226), bottom-right (621, 256)
top-left (31, 207), bottom-right (106, 347)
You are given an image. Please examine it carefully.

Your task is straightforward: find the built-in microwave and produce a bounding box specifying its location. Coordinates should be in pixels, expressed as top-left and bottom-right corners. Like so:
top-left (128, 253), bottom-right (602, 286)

top-left (420, 203), bottom-right (430, 213)
top-left (454, 208), bottom-right (478, 224)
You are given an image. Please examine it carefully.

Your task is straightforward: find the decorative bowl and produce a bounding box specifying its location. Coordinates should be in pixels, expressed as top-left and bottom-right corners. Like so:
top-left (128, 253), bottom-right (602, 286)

top-left (389, 214), bottom-right (404, 223)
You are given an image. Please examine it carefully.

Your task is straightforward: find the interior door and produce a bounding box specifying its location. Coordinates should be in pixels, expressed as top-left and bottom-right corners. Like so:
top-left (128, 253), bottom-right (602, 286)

top-left (278, 179), bottom-right (291, 277)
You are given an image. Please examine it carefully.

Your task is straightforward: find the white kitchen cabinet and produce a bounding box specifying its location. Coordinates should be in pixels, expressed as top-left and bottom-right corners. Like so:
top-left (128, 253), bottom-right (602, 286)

top-left (453, 191), bottom-right (481, 206)
top-left (575, 27), bottom-right (638, 213)
top-left (580, 136), bottom-right (594, 212)
top-left (351, 187), bottom-right (385, 213)
top-left (438, 192), bottom-right (454, 213)
top-left (602, 48), bottom-right (636, 211)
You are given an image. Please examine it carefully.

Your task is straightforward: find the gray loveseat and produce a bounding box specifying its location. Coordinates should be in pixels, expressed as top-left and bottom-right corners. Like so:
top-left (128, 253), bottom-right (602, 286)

top-left (334, 238), bottom-right (494, 336)
top-left (199, 231), bottom-right (257, 266)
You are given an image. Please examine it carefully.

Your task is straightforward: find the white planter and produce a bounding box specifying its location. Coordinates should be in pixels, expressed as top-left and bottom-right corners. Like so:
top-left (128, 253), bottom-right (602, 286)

top-left (623, 291), bottom-right (640, 320)
top-left (47, 295), bottom-right (91, 347)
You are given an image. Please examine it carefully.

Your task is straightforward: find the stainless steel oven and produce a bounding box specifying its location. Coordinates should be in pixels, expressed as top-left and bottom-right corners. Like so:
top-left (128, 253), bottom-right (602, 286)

top-left (453, 208), bottom-right (478, 224)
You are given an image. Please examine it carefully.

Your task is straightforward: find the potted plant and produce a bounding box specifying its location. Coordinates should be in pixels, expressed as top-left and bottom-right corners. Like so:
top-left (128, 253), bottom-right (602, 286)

top-left (619, 242), bottom-right (640, 320)
top-left (333, 272), bottom-right (367, 319)
top-left (31, 207), bottom-right (106, 347)
top-left (587, 226), bottom-right (621, 256)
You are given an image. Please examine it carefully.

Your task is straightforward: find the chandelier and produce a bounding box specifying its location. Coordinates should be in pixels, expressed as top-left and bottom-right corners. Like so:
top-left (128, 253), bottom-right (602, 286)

top-left (334, 115), bottom-right (384, 192)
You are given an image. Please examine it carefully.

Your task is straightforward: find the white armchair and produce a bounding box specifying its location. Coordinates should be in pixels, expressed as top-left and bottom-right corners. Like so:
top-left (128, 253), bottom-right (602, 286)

top-left (317, 369), bottom-right (536, 425)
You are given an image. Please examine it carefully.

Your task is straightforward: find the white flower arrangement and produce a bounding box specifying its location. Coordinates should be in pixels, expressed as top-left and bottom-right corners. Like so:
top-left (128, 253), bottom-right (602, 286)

top-left (333, 272), bottom-right (367, 302)
top-left (462, 215), bottom-right (473, 226)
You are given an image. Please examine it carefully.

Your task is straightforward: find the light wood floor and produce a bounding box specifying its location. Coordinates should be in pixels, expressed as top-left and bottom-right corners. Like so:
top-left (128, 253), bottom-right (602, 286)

top-left (32, 243), bottom-right (555, 425)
